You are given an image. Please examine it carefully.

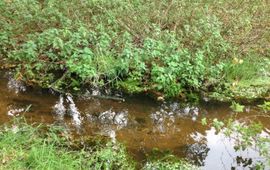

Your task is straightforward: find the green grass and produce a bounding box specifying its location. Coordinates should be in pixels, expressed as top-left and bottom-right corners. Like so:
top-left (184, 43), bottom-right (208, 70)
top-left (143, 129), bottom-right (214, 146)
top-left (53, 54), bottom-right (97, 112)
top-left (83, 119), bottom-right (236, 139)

top-left (0, 119), bottom-right (197, 170)
top-left (0, 119), bottom-right (135, 170)
top-left (0, 125), bottom-right (80, 169)
top-left (222, 57), bottom-right (270, 100)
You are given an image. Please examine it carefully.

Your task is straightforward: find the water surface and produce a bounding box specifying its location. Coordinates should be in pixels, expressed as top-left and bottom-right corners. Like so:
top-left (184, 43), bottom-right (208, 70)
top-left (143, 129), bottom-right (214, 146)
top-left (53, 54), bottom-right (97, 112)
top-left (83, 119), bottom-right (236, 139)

top-left (0, 71), bottom-right (269, 169)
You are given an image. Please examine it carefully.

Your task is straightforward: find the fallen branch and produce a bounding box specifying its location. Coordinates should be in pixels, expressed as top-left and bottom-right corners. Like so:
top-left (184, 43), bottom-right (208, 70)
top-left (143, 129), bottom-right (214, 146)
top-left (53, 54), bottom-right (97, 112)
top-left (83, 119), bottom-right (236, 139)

top-left (83, 94), bottom-right (125, 102)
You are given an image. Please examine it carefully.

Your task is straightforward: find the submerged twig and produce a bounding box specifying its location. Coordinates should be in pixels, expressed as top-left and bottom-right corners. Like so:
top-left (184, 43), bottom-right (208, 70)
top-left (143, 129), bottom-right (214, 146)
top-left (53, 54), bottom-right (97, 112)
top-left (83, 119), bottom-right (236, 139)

top-left (51, 87), bottom-right (125, 102)
top-left (24, 104), bottom-right (32, 113)
top-left (84, 94), bottom-right (125, 102)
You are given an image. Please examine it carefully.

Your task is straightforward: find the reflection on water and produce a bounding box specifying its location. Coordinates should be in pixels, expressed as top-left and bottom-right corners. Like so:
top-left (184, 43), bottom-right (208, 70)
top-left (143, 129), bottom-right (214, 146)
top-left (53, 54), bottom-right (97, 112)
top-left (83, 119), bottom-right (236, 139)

top-left (66, 94), bottom-right (82, 127)
top-left (186, 143), bottom-right (209, 166)
top-left (202, 127), bottom-right (267, 169)
top-left (53, 95), bottom-right (66, 117)
top-left (7, 107), bottom-right (24, 116)
top-left (7, 72), bottom-right (26, 94)
top-left (150, 103), bottom-right (201, 133)
top-left (53, 94), bottom-right (82, 128)
top-left (0, 71), bottom-right (269, 169)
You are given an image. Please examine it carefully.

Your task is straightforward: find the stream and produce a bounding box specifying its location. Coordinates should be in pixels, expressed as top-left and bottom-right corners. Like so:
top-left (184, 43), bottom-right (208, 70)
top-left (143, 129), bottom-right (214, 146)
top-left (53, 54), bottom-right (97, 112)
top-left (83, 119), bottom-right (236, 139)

top-left (0, 71), bottom-right (269, 169)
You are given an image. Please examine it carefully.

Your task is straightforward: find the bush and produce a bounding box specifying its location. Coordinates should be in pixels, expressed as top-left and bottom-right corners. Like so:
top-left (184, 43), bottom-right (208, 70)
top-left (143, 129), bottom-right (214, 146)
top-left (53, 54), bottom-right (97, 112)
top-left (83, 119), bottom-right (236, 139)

top-left (1, 0), bottom-right (269, 100)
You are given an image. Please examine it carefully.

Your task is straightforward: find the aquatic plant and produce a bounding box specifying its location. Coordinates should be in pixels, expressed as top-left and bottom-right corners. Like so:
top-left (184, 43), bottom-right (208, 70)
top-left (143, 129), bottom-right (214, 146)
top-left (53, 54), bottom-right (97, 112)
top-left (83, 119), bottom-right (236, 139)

top-left (258, 101), bottom-right (270, 112)
top-left (230, 101), bottom-right (245, 112)
top-left (143, 160), bottom-right (198, 170)
top-left (143, 148), bottom-right (198, 170)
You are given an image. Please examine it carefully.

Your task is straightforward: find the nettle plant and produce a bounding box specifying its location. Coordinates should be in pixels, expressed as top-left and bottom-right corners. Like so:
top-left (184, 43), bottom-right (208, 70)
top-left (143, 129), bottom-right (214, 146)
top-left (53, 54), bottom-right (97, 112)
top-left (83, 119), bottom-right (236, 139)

top-left (8, 26), bottom-right (130, 90)
top-left (1, 0), bottom-right (269, 99)
top-left (149, 43), bottom-right (206, 97)
top-left (119, 18), bottom-right (229, 98)
top-left (117, 30), bottom-right (207, 97)
top-left (7, 18), bottom-right (229, 97)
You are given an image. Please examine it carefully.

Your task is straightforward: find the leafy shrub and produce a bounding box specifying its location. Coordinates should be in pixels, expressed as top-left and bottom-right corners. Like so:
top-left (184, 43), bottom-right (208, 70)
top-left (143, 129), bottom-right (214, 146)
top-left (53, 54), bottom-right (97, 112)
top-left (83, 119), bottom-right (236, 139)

top-left (258, 101), bottom-right (270, 112)
top-left (9, 26), bottom-right (130, 89)
top-left (1, 0), bottom-right (269, 99)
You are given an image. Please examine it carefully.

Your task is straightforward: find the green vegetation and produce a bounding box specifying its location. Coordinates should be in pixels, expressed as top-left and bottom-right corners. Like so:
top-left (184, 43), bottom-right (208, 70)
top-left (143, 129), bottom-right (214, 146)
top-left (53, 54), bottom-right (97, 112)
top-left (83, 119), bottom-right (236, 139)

top-left (143, 159), bottom-right (198, 170)
top-left (0, 0), bottom-right (269, 101)
top-left (230, 101), bottom-right (245, 112)
top-left (143, 149), bottom-right (198, 170)
top-left (205, 117), bottom-right (270, 169)
top-left (0, 120), bottom-right (135, 169)
top-left (258, 101), bottom-right (270, 112)
top-left (0, 119), bottom-right (196, 170)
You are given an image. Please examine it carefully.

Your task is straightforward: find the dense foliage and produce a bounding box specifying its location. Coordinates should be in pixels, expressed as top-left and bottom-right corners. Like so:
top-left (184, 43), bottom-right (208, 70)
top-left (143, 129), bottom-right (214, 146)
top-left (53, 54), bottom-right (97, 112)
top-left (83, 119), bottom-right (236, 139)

top-left (0, 0), bottom-right (269, 100)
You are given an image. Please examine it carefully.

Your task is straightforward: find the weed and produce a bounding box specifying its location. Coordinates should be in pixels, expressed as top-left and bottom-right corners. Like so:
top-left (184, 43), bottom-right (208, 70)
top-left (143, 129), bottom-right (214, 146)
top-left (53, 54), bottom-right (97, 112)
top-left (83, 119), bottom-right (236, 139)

top-left (0, 119), bottom-right (135, 170)
top-left (258, 101), bottom-right (270, 112)
top-left (230, 101), bottom-right (245, 112)
top-left (0, 118), bottom-right (198, 170)
top-left (0, 0), bottom-right (269, 100)
top-left (143, 150), bottom-right (198, 170)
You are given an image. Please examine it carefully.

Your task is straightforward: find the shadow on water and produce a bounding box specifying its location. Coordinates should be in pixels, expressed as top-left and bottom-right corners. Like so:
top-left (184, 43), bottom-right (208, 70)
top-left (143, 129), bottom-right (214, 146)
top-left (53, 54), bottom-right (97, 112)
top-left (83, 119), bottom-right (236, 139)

top-left (0, 71), bottom-right (269, 169)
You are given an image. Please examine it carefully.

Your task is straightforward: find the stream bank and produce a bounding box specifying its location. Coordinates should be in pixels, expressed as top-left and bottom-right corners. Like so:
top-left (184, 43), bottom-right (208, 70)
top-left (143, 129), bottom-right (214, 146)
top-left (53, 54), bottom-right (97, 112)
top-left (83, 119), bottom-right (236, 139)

top-left (0, 70), bottom-right (269, 169)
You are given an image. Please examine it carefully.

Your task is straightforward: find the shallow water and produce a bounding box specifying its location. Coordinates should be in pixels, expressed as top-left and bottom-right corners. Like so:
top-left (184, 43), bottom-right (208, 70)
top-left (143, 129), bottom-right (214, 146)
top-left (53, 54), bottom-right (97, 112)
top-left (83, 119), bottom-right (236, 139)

top-left (0, 71), bottom-right (269, 169)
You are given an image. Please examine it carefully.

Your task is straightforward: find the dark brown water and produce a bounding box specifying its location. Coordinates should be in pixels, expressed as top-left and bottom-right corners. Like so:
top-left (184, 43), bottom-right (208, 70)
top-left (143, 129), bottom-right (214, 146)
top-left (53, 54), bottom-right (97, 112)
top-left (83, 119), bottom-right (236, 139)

top-left (0, 71), bottom-right (269, 169)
